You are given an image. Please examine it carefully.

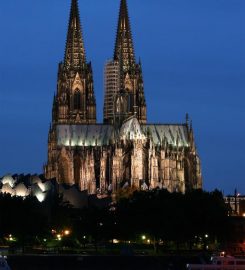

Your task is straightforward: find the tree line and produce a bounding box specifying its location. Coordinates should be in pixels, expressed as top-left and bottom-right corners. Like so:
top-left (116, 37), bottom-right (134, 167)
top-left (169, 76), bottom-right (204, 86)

top-left (0, 189), bottom-right (232, 251)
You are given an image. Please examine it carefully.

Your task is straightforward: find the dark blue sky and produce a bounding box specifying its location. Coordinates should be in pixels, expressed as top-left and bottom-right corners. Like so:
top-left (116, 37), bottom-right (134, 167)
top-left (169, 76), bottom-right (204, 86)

top-left (0, 0), bottom-right (244, 194)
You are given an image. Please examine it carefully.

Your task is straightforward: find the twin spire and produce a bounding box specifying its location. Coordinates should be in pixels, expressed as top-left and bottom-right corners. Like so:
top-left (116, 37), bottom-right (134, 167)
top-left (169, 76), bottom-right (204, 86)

top-left (114, 0), bottom-right (135, 70)
top-left (62, 0), bottom-right (146, 124)
top-left (64, 0), bottom-right (135, 70)
top-left (64, 0), bottom-right (86, 69)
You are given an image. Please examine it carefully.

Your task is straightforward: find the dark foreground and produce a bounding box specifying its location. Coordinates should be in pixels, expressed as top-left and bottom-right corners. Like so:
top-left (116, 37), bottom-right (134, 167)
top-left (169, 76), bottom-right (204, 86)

top-left (7, 255), bottom-right (202, 270)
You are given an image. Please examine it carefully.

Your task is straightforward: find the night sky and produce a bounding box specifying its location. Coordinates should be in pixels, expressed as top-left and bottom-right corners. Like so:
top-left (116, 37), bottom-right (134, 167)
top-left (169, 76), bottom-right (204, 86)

top-left (0, 0), bottom-right (244, 194)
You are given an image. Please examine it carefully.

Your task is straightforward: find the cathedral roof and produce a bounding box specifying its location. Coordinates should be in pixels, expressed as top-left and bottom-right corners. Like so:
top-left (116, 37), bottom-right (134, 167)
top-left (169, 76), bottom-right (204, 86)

top-left (120, 116), bottom-right (145, 139)
top-left (142, 124), bottom-right (189, 147)
top-left (56, 121), bottom-right (189, 147)
top-left (57, 125), bottom-right (115, 147)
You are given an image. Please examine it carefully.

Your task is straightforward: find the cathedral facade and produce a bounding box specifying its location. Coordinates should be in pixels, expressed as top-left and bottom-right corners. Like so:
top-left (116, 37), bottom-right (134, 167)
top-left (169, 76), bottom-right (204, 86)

top-left (44, 0), bottom-right (202, 194)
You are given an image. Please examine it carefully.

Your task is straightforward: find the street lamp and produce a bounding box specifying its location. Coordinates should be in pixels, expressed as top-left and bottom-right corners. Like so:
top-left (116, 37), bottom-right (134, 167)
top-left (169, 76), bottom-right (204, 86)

top-left (57, 234), bottom-right (62, 241)
top-left (64, 230), bottom-right (71, 236)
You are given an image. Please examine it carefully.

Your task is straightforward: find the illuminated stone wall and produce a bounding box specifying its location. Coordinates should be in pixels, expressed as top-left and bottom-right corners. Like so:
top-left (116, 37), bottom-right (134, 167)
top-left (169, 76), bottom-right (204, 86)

top-left (45, 116), bottom-right (202, 195)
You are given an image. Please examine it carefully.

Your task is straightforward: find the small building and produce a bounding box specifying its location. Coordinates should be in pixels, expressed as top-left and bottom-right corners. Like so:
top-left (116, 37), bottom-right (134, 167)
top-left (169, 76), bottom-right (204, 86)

top-left (224, 193), bottom-right (245, 216)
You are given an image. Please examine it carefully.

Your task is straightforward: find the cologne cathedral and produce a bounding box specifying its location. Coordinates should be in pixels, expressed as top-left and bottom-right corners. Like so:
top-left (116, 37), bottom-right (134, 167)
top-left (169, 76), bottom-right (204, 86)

top-left (44, 0), bottom-right (202, 194)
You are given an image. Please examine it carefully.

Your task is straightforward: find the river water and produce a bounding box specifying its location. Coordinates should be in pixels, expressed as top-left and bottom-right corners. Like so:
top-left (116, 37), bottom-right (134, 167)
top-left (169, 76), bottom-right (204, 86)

top-left (7, 255), bottom-right (194, 270)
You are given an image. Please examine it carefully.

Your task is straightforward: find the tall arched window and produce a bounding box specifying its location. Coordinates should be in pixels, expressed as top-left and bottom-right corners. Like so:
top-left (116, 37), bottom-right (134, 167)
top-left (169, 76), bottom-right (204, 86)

top-left (74, 156), bottom-right (81, 184)
top-left (184, 158), bottom-right (192, 190)
top-left (74, 89), bottom-right (81, 110)
top-left (59, 158), bottom-right (69, 184)
top-left (129, 92), bottom-right (134, 112)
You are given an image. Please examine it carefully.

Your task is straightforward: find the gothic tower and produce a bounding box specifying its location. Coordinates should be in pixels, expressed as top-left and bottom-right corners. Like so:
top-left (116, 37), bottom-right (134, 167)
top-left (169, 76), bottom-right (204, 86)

top-left (45, 0), bottom-right (96, 181)
top-left (104, 0), bottom-right (147, 125)
top-left (53, 0), bottom-right (96, 125)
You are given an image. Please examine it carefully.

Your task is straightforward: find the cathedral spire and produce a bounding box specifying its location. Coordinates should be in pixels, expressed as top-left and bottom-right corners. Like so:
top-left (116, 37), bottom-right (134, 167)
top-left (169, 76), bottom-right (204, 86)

top-left (104, 0), bottom-right (147, 124)
top-left (64, 0), bottom-right (86, 69)
top-left (114, 0), bottom-right (135, 69)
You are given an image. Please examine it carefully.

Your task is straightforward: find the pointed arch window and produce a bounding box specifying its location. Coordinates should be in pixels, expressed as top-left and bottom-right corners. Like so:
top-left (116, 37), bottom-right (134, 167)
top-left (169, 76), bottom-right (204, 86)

top-left (74, 89), bottom-right (81, 110)
top-left (59, 157), bottom-right (69, 184)
top-left (129, 92), bottom-right (134, 111)
top-left (74, 156), bottom-right (81, 184)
